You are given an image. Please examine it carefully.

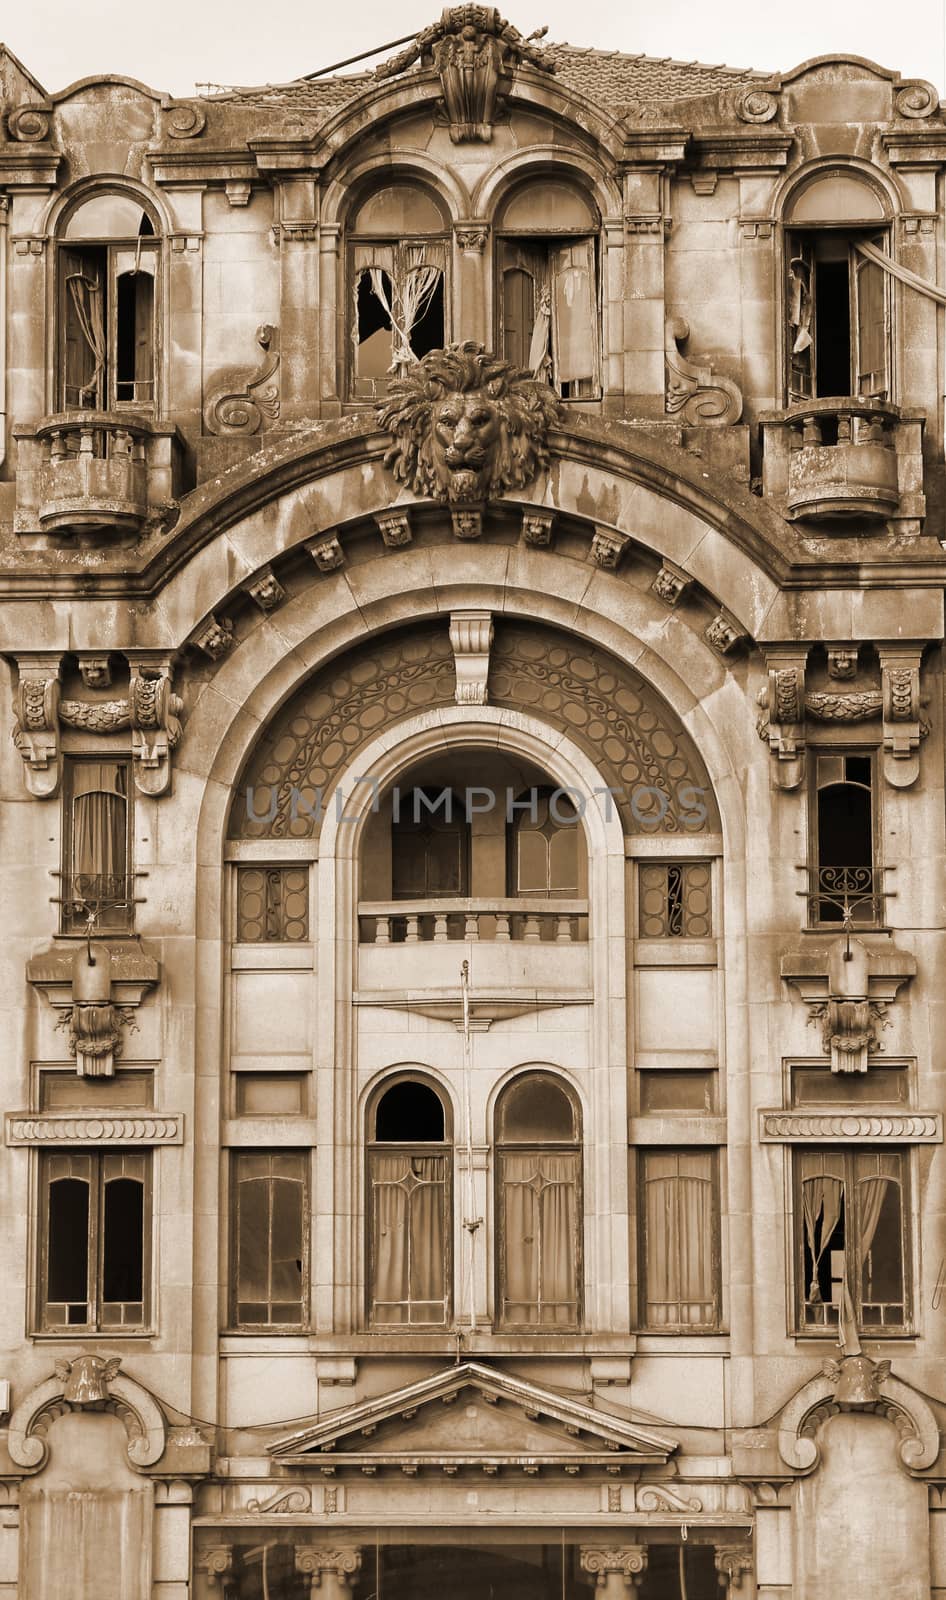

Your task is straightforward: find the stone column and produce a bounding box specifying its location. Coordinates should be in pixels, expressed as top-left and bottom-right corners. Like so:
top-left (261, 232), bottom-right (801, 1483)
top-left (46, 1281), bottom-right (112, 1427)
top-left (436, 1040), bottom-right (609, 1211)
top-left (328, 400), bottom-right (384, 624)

top-left (275, 180), bottom-right (322, 421)
top-left (715, 1542), bottom-right (754, 1599)
top-left (580, 1545), bottom-right (648, 1598)
top-left (153, 1479), bottom-right (194, 1600)
top-left (454, 223), bottom-right (490, 348)
top-left (0, 1483), bottom-right (19, 1600)
top-left (295, 1545), bottom-right (362, 1599)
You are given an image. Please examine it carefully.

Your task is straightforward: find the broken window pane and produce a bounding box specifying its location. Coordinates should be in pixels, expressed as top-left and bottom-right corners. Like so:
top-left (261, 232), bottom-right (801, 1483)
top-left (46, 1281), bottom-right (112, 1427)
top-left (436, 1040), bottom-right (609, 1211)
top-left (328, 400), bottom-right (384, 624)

top-left (233, 1151), bottom-right (308, 1326)
top-left (351, 235), bottom-right (446, 398)
top-left (796, 1148), bottom-right (908, 1331)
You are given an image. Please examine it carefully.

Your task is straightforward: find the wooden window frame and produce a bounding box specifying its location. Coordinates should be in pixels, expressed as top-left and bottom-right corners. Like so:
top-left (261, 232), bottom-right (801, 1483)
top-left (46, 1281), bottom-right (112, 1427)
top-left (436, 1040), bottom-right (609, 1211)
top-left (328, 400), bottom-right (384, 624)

top-left (785, 224), bottom-right (892, 405)
top-left (637, 1146), bottom-right (721, 1332)
top-left (60, 754), bottom-right (134, 935)
top-left (494, 1075), bottom-right (583, 1332)
top-left (229, 1149), bottom-right (311, 1330)
top-left (495, 232), bottom-right (601, 399)
top-left (365, 1078), bottom-right (452, 1329)
top-left (37, 1147), bottom-right (152, 1333)
top-left (792, 1145), bottom-right (911, 1336)
top-left (808, 749), bottom-right (880, 929)
top-left (58, 237), bottom-right (159, 413)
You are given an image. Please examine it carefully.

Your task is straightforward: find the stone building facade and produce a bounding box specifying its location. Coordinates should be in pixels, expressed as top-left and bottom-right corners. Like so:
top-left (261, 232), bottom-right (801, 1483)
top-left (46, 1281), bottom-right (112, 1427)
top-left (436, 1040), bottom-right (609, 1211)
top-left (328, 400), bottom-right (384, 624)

top-left (0, 9), bottom-right (945, 1597)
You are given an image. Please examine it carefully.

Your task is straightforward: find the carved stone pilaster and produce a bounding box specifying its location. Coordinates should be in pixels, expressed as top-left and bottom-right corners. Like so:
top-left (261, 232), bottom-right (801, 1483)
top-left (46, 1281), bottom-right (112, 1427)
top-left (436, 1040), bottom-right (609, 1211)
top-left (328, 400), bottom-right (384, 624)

top-left (715, 1543), bottom-right (753, 1596)
top-left (12, 655), bottom-right (62, 796)
top-left (306, 534), bottom-right (345, 572)
top-left (756, 646), bottom-right (809, 790)
top-left (375, 509), bottom-right (413, 547)
top-left (665, 315), bottom-right (743, 424)
top-left (295, 1546), bottom-right (362, 1599)
top-left (651, 559), bottom-right (692, 607)
top-left (521, 510), bottom-right (555, 547)
top-left (450, 610), bottom-right (494, 706)
top-left (243, 566), bottom-right (286, 613)
top-left (878, 646), bottom-right (924, 788)
top-left (590, 529), bottom-right (631, 569)
top-left (580, 1546), bottom-right (648, 1595)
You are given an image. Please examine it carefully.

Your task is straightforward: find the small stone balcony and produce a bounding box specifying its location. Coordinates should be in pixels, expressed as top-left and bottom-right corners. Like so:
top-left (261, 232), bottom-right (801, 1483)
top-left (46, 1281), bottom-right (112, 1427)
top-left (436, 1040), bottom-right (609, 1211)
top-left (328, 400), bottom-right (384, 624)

top-left (358, 897), bottom-right (590, 992)
top-left (14, 412), bottom-right (183, 540)
top-left (760, 399), bottom-right (925, 531)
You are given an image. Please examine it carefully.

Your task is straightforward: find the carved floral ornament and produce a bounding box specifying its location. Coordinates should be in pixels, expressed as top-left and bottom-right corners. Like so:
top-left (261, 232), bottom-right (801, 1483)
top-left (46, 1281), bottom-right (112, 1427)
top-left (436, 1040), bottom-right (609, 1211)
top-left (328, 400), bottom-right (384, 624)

top-left (11, 653), bottom-right (183, 798)
top-left (377, 341), bottom-right (561, 506)
top-left (665, 316), bottom-right (743, 426)
top-left (756, 644), bottom-right (928, 790)
top-left (374, 5), bottom-right (556, 143)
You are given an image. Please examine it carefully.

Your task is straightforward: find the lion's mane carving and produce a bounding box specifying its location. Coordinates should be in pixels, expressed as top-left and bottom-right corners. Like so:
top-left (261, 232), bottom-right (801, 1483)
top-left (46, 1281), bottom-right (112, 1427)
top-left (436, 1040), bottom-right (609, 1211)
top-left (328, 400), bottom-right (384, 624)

top-left (377, 341), bottom-right (562, 504)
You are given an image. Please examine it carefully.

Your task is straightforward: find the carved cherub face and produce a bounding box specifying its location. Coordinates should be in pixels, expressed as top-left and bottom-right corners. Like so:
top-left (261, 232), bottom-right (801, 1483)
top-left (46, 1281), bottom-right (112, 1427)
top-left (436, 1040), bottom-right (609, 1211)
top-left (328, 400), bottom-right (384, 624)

top-left (431, 390), bottom-right (503, 501)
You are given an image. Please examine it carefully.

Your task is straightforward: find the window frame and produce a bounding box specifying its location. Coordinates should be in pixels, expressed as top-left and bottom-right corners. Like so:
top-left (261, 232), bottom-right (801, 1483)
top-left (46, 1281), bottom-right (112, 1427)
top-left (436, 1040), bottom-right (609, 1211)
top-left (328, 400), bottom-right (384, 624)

top-left (494, 230), bottom-right (602, 400)
top-left (229, 1149), bottom-right (311, 1331)
top-left (637, 1146), bottom-right (722, 1333)
top-left (347, 184), bottom-right (450, 401)
top-left (37, 1146), bottom-right (152, 1334)
top-left (784, 223), bottom-right (893, 406)
top-left (808, 749), bottom-right (880, 929)
top-left (57, 213), bottom-right (160, 414)
top-left (792, 1144), bottom-right (912, 1336)
top-left (494, 1073), bottom-right (583, 1332)
top-left (365, 1078), bottom-right (453, 1330)
top-left (60, 754), bottom-right (134, 935)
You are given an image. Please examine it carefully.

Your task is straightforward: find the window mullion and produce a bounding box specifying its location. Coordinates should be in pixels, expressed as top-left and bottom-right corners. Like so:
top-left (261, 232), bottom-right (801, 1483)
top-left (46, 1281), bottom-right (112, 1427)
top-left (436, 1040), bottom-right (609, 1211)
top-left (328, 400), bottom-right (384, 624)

top-left (90, 1154), bottom-right (103, 1331)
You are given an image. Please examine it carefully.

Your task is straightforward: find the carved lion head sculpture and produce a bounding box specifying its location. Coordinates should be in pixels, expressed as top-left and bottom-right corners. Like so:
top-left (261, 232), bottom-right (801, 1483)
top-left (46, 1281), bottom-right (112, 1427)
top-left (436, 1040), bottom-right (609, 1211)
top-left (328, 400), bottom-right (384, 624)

top-left (377, 341), bottom-right (562, 505)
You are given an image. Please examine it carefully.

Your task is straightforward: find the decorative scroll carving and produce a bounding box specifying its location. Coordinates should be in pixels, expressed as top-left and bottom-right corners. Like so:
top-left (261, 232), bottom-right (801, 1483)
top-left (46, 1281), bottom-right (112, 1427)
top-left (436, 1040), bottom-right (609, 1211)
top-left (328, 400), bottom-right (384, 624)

top-left (246, 1486), bottom-right (312, 1514)
top-left (756, 648), bottom-right (808, 790)
top-left (665, 316), bottom-right (743, 425)
top-left (12, 657), bottom-right (62, 797)
top-left (637, 1484), bottom-right (703, 1512)
top-left (580, 1546), bottom-right (648, 1590)
top-left (896, 81), bottom-right (939, 118)
top-left (203, 323), bottom-right (280, 436)
top-left (879, 648), bottom-right (925, 788)
top-left (54, 1354), bottom-right (121, 1405)
top-left (590, 529), bottom-right (631, 569)
top-left (705, 610), bottom-right (745, 654)
top-left (306, 534), bottom-right (345, 572)
top-left (450, 610), bottom-right (494, 706)
top-left (8, 1359), bottom-right (166, 1471)
top-left (130, 667), bottom-right (183, 796)
top-left (165, 101), bottom-right (207, 138)
top-left (295, 1546), bottom-right (362, 1590)
top-left (375, 510), bottom-right (413, 547)
top-left (805, 690), bottom-right (882, 721)
top-left (734, 87), bottom-right (778, 122)
top-left (374, 5), bottom-right (555, 142)
top-left (7, 1112), bottom-right (183, 1144)
top-left (521, 509), bottom-right (555, 546)
top-left (243, 566), bottom-right (286, 612)
top-left (456, 226), bottom-right (489, 251)
top-left (7, 104), bottom-right (51, 141)
top-left (378, 342), bottom-right (561, 505)
top-left (827, 647), bottom-right (858, 680)
top-left (197, 1547), bottom-right (234, 1586)
top-left (192, 615), bottom-right (234, 660)
top-left (760, 1112), bottom-right (940, 1142)
top-left (651, 560), bottom-right (691, 607)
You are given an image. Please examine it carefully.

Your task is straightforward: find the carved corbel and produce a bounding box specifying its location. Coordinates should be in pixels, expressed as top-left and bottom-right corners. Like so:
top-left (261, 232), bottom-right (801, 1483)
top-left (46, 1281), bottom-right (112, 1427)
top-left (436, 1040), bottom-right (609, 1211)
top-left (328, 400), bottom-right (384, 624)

top-left (128, 663), bottom-right (184, 797)
top-left (11, 655), bottom-right (63, 797)
top-left (665, 316), bottom-right (743, 424)
top-left (192, 615), bottom-right (235, 660)
top-left (590, 529), bottom-right (631, 569)
top-left (375, 509), bottom-right (412, 548)
top-left (781, 939), bottom-right (915, 1074)
top-left (451, 508), bottom-right (483, 540)
top-left (705, 610), bottom-right (746, 655)
top-left (450, 610), bottom-right (494, 706)
top-left (756, 647), bottom-right (809, 790)
top-left (203, 323), bottom-right (280, 435)
top-left (651, 559), bottom-right (692, 607)
top-left (878, 646), bottom-right (925, 788)
top-left (521, 510), bottom-right (555, 546)
top-left (243, 566), bottom-right (286, 612)
top-left (715, 1544), bottom-right (753, 1597)
top-left (306, 534), bottom-right (345, 572)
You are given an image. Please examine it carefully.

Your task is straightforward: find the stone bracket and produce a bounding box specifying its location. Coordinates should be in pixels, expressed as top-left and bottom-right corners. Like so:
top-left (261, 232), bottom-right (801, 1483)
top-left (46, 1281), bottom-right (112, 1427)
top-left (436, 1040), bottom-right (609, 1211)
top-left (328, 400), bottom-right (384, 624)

top-left (665, 315), bottom-right (743, 424)
top-left (449, 610), bottom-right (494, 706)
top-left (757, 646), bottom-right (809, 790)
top-left (781, 940), bottom-right (916, 1072)
top-left (878, 646), bottom-right (925, 788)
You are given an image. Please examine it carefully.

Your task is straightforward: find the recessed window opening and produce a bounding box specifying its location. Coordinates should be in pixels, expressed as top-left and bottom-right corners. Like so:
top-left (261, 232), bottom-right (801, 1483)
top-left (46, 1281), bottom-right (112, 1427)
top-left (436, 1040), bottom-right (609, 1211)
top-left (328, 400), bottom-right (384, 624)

top-left (787, 227), bottom-right (890, 404)
top-left (41, 1150), bottom-right (149, 1331)
top-left (375, 1080), bottom-right (446, 1142)
top-left (495, 1073), bottom-right (581, 1329)
top-left (814, 753), bottom-right (875, 924)
top-left (368, 1078), bottom-right (450, 1326)
top-left (796, 1148), bottom-right (907, 1331)
top-left (59, 196), bottom-right (159, 411)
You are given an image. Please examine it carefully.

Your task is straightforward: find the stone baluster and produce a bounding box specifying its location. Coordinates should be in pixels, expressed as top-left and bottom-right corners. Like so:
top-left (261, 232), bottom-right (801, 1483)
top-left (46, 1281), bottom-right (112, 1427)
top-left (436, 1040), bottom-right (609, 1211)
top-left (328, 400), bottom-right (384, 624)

top-left (556, 914), bottom-right (572, 943)
top-left (295, 1546), bottom-right (362, 1600)
top-left (79, 425), bottom-right (95, 457)
top-left (494, 910), bottom-right (511, 941)
top-left (523, 913), bottom-right (541, 942)
top-left (404, 914), bottom-right (420, 944)
top-left (580, 1545), bottom-right (648, 1597)
top-left (801, 416), bottom-right (821, 446)
top-left (373, 915), bottom-right (390, 945)
top-left (433, 913), bottom-right (449, 942)
top-left (837, 411), bottom-right (853, 443)
top-left (464, 911), bottom-right (479, 940)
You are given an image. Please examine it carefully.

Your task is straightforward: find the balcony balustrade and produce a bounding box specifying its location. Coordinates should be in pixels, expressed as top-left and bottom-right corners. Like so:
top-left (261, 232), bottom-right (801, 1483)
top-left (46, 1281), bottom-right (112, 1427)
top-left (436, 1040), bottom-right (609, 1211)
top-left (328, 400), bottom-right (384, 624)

top-left (760, 399), bottom-right (925, 531)
top-left (14, 411), bottom-right (183, 539)
top-left (357, 897), bottom-right (591, 993)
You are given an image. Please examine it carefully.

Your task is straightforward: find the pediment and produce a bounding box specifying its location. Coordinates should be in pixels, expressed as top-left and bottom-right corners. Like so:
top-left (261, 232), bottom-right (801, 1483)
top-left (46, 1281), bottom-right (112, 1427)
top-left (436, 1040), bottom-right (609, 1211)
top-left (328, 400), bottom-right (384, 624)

top-left (270, 1361), bottom-right (677, 1475)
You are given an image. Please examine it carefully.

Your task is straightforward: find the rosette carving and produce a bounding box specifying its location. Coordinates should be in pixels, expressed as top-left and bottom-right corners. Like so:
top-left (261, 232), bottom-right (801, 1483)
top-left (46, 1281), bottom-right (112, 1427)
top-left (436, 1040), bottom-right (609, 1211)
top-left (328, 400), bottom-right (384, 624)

top-left (735, 86), bottom-right (778, 122)
top-left (896, 81), bottom-right (939, 118)
top-left (165, 101), bottom-right (207, 138)
top-left (7, 104), bottom-right (51, 141)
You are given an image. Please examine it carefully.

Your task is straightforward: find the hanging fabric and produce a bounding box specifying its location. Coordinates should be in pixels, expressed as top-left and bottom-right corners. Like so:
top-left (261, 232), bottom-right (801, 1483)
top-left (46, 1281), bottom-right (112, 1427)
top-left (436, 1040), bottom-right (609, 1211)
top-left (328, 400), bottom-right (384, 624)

top-left (66, 271), bottom-right (106, 405)
top-left (855, 239), bottom-right (946, 306)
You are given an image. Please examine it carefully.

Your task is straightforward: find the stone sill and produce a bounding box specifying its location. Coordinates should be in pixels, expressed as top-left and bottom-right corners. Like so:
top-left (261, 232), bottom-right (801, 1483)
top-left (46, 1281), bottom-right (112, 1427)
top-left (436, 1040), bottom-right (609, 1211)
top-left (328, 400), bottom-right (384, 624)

top-left (218, 1333), bottom-right (641, 1357)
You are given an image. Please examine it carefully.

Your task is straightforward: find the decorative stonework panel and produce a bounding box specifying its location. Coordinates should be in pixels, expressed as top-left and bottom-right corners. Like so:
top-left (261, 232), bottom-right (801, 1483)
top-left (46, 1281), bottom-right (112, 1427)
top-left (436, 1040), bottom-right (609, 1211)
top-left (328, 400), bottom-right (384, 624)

top-left (6, 1113), bottom-right (183, 1145)
top-left (230, 621), bottom-right (720, 838)
top-left (759, 1111), bottom-right (941, 1142)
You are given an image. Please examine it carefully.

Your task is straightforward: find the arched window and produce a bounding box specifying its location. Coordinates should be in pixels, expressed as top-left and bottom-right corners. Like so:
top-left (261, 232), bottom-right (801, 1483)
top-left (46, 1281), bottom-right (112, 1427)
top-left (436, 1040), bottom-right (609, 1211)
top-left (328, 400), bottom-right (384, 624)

top-left (348, 182), bottom-right (448, 398)
top-left (367, 1078), bottom-right (451, 1326)
top-left (495, 1073), bottom-right (581, 1328)
top-left (58, 191), bottom-right (159, 411)
top-left (812, 752), bottom-right (876, 924)
top-left (784, 169), bottom-right (890, 403)
top-left (391, 787), bottom-right (470, 899)
top-left (496, 179), bottom-right (600, 398)
top-left (507, 786), bottom-right (582, 897)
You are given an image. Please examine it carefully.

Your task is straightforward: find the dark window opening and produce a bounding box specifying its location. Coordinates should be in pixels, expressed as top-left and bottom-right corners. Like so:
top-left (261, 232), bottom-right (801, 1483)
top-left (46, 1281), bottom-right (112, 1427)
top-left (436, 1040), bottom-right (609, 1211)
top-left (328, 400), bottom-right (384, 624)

top-left (115, 271), bottom-right (154, 403)
top-left (814, 258), bottom-right (851, 398)
top-left (59, 238), bottom-right (157, 411)
top-left (787, 229), bottom-right (889, 403)
top-left (813, 753), bottom-right (876, 924)
top-left (498, 237), bottom-right (599, 397)
top-left (375, 1080), bottom-right (446, 1142)
top-left (102, 1176), bottom-right (144, 1306)
top-left (40, 1150), bottom-right (148, 1332)
top-left (797, 1148), bottom-right (907, 1332)
top-left (232, 1151), bottom-right (308, 1327)
top-left (351, 247), bottom-right (446, 398)
top-left (47, 1175), bottom-right (90, 1322)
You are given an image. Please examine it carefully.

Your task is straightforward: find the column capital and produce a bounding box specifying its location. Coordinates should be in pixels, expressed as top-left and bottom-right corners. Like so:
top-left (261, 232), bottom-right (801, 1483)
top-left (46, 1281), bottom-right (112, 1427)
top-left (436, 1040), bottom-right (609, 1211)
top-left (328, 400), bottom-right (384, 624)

top-left (580, 1545), bottom-right (648, 1589)
top-left (295, 1545), bottom-right (362, 1589)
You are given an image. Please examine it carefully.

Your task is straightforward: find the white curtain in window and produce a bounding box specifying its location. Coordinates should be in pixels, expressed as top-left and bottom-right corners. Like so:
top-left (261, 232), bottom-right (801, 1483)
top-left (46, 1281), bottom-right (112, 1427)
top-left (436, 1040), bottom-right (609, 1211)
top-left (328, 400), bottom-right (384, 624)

top-left (800, 1164), bottom-right (844, 1302)
top-left (366, 250), bottom-right (442, 376)
top-left (71, 763), bottom-right (127, 891)
top-left (644, 1155), bottom-right (715, 1325)
top-left (501, 1152), bottom-right (578, 1325)
top-left (371, 1154), bottom-right (445, 1322)
top-left (66, 271), bottom-right (107, 403)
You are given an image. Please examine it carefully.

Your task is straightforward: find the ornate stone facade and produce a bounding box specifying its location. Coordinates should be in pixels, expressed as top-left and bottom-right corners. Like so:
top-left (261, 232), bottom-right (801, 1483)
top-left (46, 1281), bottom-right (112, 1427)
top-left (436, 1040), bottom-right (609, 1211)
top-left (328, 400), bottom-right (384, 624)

top-left (0, 14), bottom-right (945, 1600)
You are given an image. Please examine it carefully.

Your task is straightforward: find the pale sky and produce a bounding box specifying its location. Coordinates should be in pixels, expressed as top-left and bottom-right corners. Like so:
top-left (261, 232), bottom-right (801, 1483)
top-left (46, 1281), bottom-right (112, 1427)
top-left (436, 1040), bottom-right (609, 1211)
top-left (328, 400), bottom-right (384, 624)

top-left (4, 0), bottom-right (944, 98)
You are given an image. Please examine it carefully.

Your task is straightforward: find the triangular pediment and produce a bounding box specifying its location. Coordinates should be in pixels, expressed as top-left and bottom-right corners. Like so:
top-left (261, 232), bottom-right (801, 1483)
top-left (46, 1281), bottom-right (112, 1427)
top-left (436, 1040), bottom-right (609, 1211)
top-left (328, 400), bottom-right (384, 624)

top-left (270, 1362), bottom-right (677, 1474)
